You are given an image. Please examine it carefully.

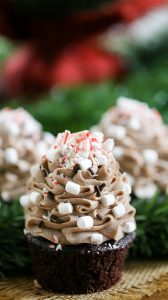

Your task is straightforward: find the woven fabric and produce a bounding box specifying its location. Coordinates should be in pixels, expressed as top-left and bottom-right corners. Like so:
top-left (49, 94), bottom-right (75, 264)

top-left (0, 261), bottom-right (168, 300)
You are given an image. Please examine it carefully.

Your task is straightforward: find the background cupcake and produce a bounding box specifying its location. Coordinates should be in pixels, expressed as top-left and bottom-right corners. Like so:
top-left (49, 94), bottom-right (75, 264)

top-left (21, 130), bottom-right (136, 294)
top-left (0, 107), bottom-right (54, 201)
top-left (92, 97), bottom-right (168, 199)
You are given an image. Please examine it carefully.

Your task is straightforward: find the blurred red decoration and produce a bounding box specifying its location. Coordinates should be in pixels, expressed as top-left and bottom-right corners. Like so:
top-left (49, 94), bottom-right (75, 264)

top-left (0, 0), bottom-right (166, 97)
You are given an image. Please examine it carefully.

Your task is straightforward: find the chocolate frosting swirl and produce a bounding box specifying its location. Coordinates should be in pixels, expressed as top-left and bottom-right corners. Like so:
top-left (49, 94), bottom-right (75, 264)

top-left (94, 97), bottom-right (168, 198)
top-left (22, 130), bottom-right (136, 245)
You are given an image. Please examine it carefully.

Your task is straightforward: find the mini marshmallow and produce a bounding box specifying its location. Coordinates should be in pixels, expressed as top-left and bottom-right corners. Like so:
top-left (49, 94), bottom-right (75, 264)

top-left (77, 216), bottom-right (94, 229)
top-left (30, 165), bottom-right (39, 177)
top-left (112, 204), bottom-right (125, 219)
top-left (135, 183), bottom-right (157, 199)
top-left (106, 125), bottom-right (126, 140)
top-left (123, 221), bottom-right (136, 233)
top-left (43, 132), bottom-right (55, 144)
top-left (5, 123), bottom-right (20, 136)
top-left (46, 149), bottom-right (58, 162)
top-left (78, 158), bottom-right (92, 170)
top-left (113, 146), bottom-right (124, 159)
top-left (58, 202), bottom-right (73, 214)
top-left (24, 121), bottom-right (40, 135)
top-left (36, 141), bottom-right (48, 158)
top-left (5, 173), bottom-right (17, 182)
top-left (20, 194), bottom-right (30, 207)
top-left (18, 160), bottom-right (30, 172)
top-left (1, 191), bottom-right (10, 201)
top-left (128, 117), bottom-right (141, 130)
top-left (4, 148), bottom-right (18, 164)
top-left (143, 149), bottom-right (158, 165)
top-left (123, 183), bottom-right (132, 195)
top-left (30, 191), bottom-right (42, 204)
top-left (96, 155), bottom-right (107, 166)
top-left (102, 139), bottom-right (114, 152)
top-left (90, 233), bottom-right (103, 244)
top-left (101, 194), bottom-right (115, 207)
top-left (78, 150), bottom-right (89, 159)
top-left (65, 181), bottom-right (80, 195)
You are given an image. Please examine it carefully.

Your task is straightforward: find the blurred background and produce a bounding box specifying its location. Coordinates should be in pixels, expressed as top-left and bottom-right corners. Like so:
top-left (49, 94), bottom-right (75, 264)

top-left (0, 0), bottom-right (168, 133)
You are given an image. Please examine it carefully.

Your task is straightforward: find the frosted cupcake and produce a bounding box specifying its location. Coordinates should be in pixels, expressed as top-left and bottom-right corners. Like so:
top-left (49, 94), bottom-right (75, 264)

top-left (21, 130), bottom-right (136, 294)
top-left (93, 97), bottom-right (168, 199)
top-left (0, 107), bottom-right (54, 201)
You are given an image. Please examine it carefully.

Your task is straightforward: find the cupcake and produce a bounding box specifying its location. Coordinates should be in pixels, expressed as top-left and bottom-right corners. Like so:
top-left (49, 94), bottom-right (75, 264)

top-left (92, 97), bottom-right (168, 199)
top-left (21, 130), bottom-right (136, 294)
top-left (0, 107), bottom-right (54, 201)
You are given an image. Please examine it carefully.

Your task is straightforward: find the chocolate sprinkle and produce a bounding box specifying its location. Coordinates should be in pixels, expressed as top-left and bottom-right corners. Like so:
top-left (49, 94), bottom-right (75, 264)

top-left (39, 220), bottom-right (44, 228)
top-left (99, 183), bottom-right (106, 191)
top-left (72, 164), bottom-right (80, 176)
top-left (88, 168), bottom-right (94, 175)
top-left (96, 214), bottom-right (103, 221)
top-left (94, 185), bottom-right (101, 197)
top-left (42, 169), bottom-right (47, 177)
top-left (50, 215), bottom-right (63, 224)
top-left (47, 191), bottom-right (54, 200)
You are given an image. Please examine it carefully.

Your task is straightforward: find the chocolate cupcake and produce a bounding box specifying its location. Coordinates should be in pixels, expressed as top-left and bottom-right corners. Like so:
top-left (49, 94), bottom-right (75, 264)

top-left (0, 107), bottom-right (54, 201)
top-left (21, 130), bottom-right (136, 294)
top-left (92, 97), bottom-right (168, 199)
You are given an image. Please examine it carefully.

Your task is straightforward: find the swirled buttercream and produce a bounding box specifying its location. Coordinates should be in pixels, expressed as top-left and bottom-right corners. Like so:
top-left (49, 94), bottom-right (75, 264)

top-left (0, 107), bottom-right (54, 201)
top-left (93, 97), bottom-right (168, 198)
top-left (22, 130), bottom-right (136, 245)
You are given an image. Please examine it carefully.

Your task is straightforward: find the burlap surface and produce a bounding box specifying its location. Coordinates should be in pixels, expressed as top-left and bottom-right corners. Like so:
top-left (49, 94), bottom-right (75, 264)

top-left (0, 261), bottom-right (168, 300)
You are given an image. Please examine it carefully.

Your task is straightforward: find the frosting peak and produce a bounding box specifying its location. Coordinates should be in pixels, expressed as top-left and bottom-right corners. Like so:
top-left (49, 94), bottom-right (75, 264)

top-left (22, 130), bottom-right (136, 245)
top-left (94, 97), bottom-right (168, 198)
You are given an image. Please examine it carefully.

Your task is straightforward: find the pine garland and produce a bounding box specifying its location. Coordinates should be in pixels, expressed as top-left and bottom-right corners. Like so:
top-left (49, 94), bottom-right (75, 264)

top-left (0, 200), bottom-right (31, 278)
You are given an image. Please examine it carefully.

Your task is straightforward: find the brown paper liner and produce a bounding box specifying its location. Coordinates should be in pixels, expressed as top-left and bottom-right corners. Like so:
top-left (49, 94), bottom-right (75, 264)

top-left (0, 261), bottom-right (168, 300)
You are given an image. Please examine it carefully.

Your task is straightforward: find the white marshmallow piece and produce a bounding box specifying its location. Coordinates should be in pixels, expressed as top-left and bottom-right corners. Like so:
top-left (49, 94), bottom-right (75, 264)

top-left (113, 146), bottom-right (124, 159)
top-left (123, 221), bottom-right (136, 233)
top-left (1, 191), bottom-right (10, 201)
top-left (23, 121), bottom-right (40, 135)
top-left (128, 117), bottom-right (141, 130)
top-left (96, 154), bottom-right (107, 166)
top-left (46, 148), bottom-right (58, 162)
top-left (58, 202), bottom-right (73, 214)
top-left (30, 191), bottom-right (42, 204)
top-left (90, 233), bottom-right (103, 244)
top-left (135, 183), bottom-right (157, 199)
top-left (123, 183), bottom-right (132, 195)
top-left (143, 149), bottom-right (158, 165)
top-left (77, 216), bottom-right (93, 229)
top-left (78, 158), bottom-right (92, 170)
top-left (4, 148), bottom-right (18, 164)
top-left (102, 139), bottom-right (114, 152)
top-left (78, 150), bottom-right (89, 159)
top-left (65, 181), bottom-right (80, 195)
top-left (101, 194), bottom-right (115, 207)
top-left (112, 204), bottom-right (125, 219)
top-left (5, 123), bottom-right (20, 136)
top-left (106, 125), bottom-right (126, 140)
top-left (36, 141), bottom-right (48, 158)
top-left (20, 194), bottom-right (30, 207)
top-left (44, 132), bottom-right (55, 144)
top-left (18, 160), bottom-right (30, 172)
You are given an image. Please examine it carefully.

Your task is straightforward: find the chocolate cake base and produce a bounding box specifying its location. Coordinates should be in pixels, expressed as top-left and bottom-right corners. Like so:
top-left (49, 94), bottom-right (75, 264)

top-left (26, 232), bottom-right (135, 294)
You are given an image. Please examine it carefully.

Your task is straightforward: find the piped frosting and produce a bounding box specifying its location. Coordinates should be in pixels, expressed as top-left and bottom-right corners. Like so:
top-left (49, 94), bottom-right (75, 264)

top-left (93, 97), bottom-right (168, 198)
top-left (0, 107), bottom-right (54, 201)
top-left (21, 130), bottom-right (136, 245)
